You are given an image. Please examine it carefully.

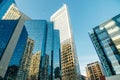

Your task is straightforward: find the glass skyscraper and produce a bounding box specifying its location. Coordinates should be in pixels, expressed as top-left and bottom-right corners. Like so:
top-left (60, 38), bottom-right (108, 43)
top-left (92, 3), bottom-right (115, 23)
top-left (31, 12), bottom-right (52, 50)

top-left (24, 20), bottom-right (48, 80)
top-left (5, 26), bottom-right (28, 80)
top-left (51, 4), bottom-right (81, 80)
top-left (0, 20), bottom-right (20, 78)
top-left (0, 15), bottom-right (30, 78)
top-left (89, 14), bottom-right (120, 77)
top-left (24, 20), bottom-right (61, 80)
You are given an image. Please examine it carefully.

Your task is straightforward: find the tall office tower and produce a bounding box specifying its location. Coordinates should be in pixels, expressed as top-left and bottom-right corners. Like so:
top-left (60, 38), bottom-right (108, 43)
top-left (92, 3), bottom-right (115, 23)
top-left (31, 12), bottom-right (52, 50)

top-left (86, 61), bottom-right (105, 80)
top-left (51, 4), bottom-right (81, 80)
top-left (89, 14), bottom-right (120, 77)
top-left (0, 0), bottom-right (21, 20)
top-left (16, 38), bottom-right (34, 80)
top-left (24, 20), bottom-right (61, 80)
top-left (28, 51), bottom-right (41, 80)
top-left (0, 15), bottom-right (30, 78)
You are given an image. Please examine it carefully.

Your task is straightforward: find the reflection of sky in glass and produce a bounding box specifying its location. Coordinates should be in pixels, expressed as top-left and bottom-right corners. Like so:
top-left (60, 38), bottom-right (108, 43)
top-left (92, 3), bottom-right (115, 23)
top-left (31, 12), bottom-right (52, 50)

top-left (24, 20), bottom-right (47, 55)
top-left (45, 22), bottom-right (53, 64)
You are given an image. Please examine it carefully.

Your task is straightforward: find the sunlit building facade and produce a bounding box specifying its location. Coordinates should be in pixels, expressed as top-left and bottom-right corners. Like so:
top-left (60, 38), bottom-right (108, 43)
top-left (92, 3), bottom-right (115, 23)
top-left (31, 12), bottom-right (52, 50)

top-left (0, 0), bottom-right (15, 19)
top-left (2, 3), bottom-right (21, 20)
top-left (89, 14), bottom-right (120, 77)
top-left (0, 0), bottom-right (21, 20)
top-left (51, 4), bottom-right (81, 80)
top-left (86, 61), bottom-right (105, 80)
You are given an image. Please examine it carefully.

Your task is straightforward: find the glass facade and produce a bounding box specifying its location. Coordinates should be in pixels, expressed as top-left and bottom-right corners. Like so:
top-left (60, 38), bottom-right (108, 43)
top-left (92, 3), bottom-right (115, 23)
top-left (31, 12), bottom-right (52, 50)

top-left (0, 19), bottom-right (61, 79)
top-left (24, 20), bottom-right (48, 80)
top-left (0, 0), bottom-right (15, 19)
top-left (16, 38), bottom-right (34, 80)
top-left (89, 14), bottom-right (120, 77)
top-left (53, 30), bottom-right (61, 80)
top-left (0, 20), bottom-right (18, 61)
top-left (5, 26), bottom-right (28, 79)
top-left (0, 15), bottom-right (30, 78)
top-left (24, 20), bottom-right (61, 80)
top-left (45, 22), bottom-right (53, 80)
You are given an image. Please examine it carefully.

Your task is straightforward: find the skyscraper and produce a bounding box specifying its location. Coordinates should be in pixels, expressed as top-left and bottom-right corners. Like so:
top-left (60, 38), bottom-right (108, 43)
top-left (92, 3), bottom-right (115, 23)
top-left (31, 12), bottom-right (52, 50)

top-left (24, 20), bottom-right (61, 80)
top-left (24, 20), bottom-right (48, 80)
top-left (86, 61), bottom-right (105, 80)
top-left (51, 4), bottom-right (81, 80)
top-left (89, 14), bottom-right (120, 77)
top-left (5, 26), bottom-right (28, 80)
top-left (0, 14), bottom-right (30, 78)
top-left (0, 20), bottom-right (19, 78)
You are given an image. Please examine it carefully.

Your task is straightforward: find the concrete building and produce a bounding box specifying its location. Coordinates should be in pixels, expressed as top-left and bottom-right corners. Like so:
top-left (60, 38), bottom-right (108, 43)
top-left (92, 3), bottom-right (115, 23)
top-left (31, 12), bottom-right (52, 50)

top-left (86, 61), bottom-right (105, 80)
top-left (51, 4), bottom-right (81, 80)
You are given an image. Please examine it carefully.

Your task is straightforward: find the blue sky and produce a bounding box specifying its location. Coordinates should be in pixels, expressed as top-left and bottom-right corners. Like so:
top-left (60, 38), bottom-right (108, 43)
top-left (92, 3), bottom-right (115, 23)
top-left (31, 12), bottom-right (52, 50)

top-left (15, 0), bottom-right (120, 75)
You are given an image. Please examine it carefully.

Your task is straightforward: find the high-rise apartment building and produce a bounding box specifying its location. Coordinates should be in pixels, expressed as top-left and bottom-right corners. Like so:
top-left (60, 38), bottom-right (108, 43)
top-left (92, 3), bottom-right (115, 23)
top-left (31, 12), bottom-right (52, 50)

top-left (16, 38), bottom-right (34, 80)
top-left (89, 14), bottom-right (120, 77)
top-left (86, 61), bottom-right (105, 80)
top-left (51, 4), bottom-right (81, 80)
top-left (28, 51), bottom-right (41, 80)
